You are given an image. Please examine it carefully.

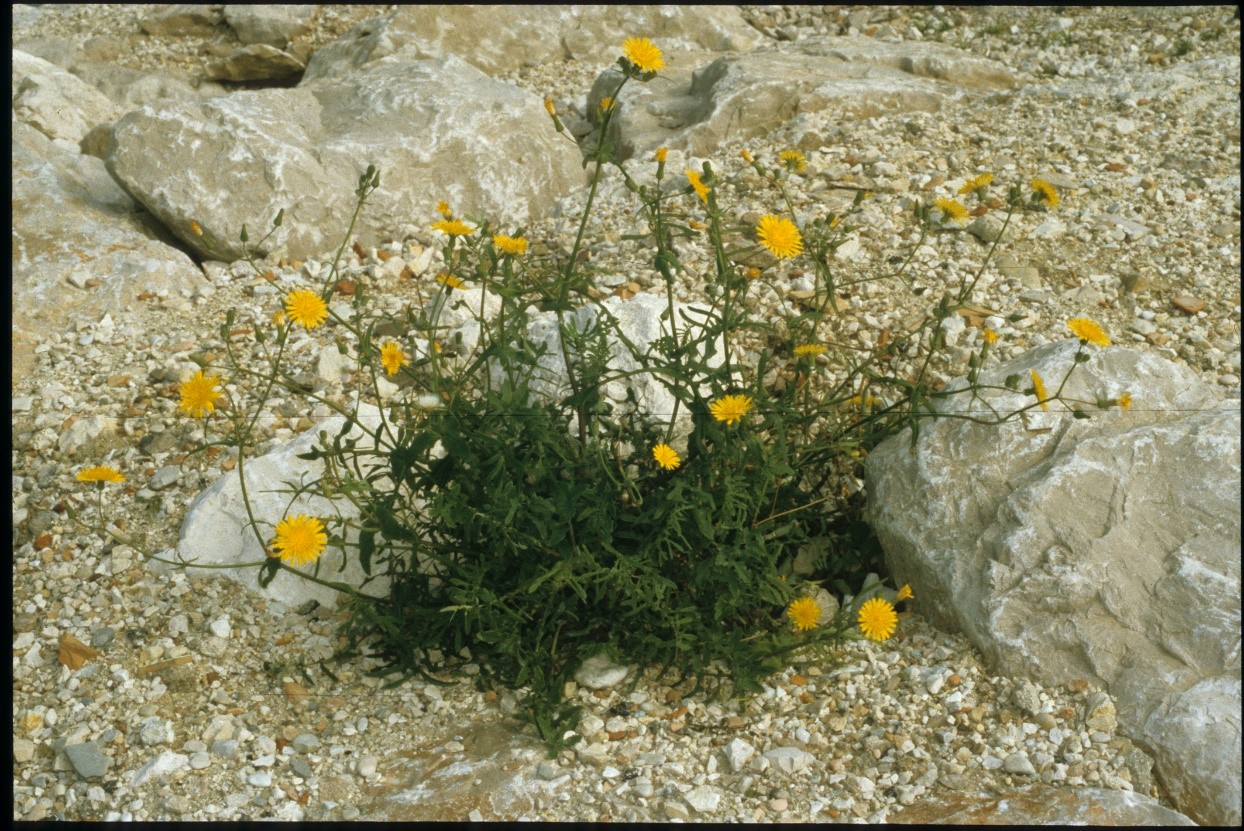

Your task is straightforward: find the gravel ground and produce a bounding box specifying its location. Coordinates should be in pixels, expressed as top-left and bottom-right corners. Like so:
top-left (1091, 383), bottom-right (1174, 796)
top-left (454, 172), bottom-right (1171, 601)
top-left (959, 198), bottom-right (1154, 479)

top-left (11, 5), bottom-right (1240, 822)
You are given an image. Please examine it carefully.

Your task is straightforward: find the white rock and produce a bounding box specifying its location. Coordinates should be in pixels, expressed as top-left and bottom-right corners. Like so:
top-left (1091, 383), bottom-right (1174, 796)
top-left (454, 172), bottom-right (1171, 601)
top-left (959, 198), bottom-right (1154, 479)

top-left (762, 746), bottom-right (815, 774)
top-left (574, 653), bottom-right (633, 690)
top-left (684, 784), bottom-right (722, 813)
top-left (725, 738), bottom-right (756, 773)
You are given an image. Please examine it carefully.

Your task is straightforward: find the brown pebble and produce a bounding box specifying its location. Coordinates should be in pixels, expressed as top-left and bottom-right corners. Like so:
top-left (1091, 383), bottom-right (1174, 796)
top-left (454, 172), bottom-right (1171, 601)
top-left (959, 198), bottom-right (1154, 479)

top-left (1067, 678), bottom-right (1089, 693)
top-left (34, 533), bottom-right (53, 550)
top-left (789, 674), bottom-right (807, 687)
top-left (1171, 294), bottom-right (1206, 315)
top-left (283, 681), bottom-right (310, 704)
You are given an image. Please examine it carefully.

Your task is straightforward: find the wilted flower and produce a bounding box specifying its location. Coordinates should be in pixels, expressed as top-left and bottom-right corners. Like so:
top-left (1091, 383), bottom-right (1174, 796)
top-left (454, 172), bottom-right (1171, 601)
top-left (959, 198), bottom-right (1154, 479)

top-left (655, 147), bottom-right (668, 163)
top-left (686, 168), bottom-right (710, 204)
top-left (1030, 369), bottom-right (1049, 410)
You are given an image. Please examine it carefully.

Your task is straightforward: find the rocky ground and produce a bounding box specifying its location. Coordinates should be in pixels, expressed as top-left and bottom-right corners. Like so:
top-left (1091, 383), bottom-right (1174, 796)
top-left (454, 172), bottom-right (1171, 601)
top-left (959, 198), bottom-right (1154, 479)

top-left (11, 5), bottom-right (1240, 823)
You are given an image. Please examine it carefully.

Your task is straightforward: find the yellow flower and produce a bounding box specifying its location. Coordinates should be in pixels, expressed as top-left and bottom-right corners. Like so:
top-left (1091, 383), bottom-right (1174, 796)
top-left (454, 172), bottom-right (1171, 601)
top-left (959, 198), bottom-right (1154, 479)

top-left (779, 149), bottom-right (808, 174)
top-left (848, 394), bottom-right (881, 408)
top-left (621, 37), bottom-right (664, 73)
top-left (598, 96), bottom-right (615, 113)
top-left (756, 214), bottom-right (803, 259)
top-left (493, 234), bottom-right (528, 256)
top-left (787, 597), bottom-right (822, 632)
top-left (436, 273), bottom-right (465, 289)
top-left (709, 394), bottom-right (753, 426)
top-left (178, 370), bottom-right (224, 418)
top-left (793, 343), bottom-right (827, 358)
top-left (983, 328), bottom-right (999, 345)
top-left (76, 465), bottom-right (125, 484)
top-left (189, 220), bottom-right (204, 237)
top-left (1118, 392), bottom-right (1132, 411)
top-left (652, 443), bottom-right (681, 471)
top-left (744, 266), bottom-right (762, 280)
top-left (284, 289), bottom-right (328, 330)
top-left (436, 201), bottom-right (452, 218)
top-left (272, 310), bottom-right (287, 328)
top-left (740, 148), bottom-right (754, 164)
top-left (270, 514), bottom-right (327, 569)
top-left (380, 341), bottom-right (408, 376)
top-left (1031, 178), bottom-right (1060, 209)
top-left (655, 146), bottom-right (668, 163)
top-left (895, 584), bottom-right (914, 602)
top-left (543, 98), bottom-right (556, 117)
top-left (958, 172), bottom-right (994, 195)
top-left (935, 196), bottom-right (969, 224)
top-left (432, 219), bottom-right (475, 237)
top-left (1067, 318), bottom-right (1111, 348)
top-left (686, 168), bottom-right (710, 204)
top-left (1030, 369), bottom-right (1049, 410)
top-left (857, 597), bottom-right (897, 642)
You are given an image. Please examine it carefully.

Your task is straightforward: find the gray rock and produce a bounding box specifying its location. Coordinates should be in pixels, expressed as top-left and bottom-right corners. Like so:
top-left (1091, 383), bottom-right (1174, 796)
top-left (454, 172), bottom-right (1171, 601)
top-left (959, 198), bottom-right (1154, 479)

top-left (12, 50), bottom-right (122, 146)
top-left (291, 733), bottom-right (321, 752)
top-left (588, 36), bottom-right (1016, 162)
top-left (148, 465), bottom-right (182, 491)
top-left (724, 737), bottom-right (756, 773)
top-left (139, 5), bottom-right (225, 37)
top-left (64, 741), bottom-right (110, 779)
top-left (1003, 751), bottom-right (1037, 776)
top-left (290, 757), bottom-right (315, 779)
top-left (866, 340), bottom-right (1241, 826)
top-left (684, 784), bottom-right (722, 813)
top-left (573, 653), bottom-right (633, 690)
top-left (188, 751), bottom-right (211, 770)
top-left (138, 716), bottom-right (174, 746)
top-left (130, 750), bottom-right (189, 787)
top-left (303, 6), bottom-right (757, 83)
top-left (207, 44), bottom-right (305, 81)
top-left (169, 405), bottom-right (390, 608)
top-left (210, 739), bottom-right (239, 759)
top-left (12, 121), bottom-right (205, 387)
top-left (105, 56), bottom-right (588, 262)
top-left (224, 5), bottom-right (316, 47)
top-left (762, 746), bottom-right (815, 774)
top-left (247, 769), bottom-right (273, 787)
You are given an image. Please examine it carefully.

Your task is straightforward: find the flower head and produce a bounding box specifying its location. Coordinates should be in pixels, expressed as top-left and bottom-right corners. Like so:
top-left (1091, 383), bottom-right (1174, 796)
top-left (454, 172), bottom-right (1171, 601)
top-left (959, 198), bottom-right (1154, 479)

top-left (857, 597), bottom-right (897, 641)
top-left (793, 343), bottom-right (827, 358)
top-left (848, 394), bottom-right (882, 409)
top-left (756, 214), bottom-right (803, 259)
top-left (655, 147), bottom-right (668, 163)
top-left (1117, 392), bottom-right (1132, 411)
top-left (895, 584), bottom-right (914, 602)
top-left (740, 148), bottom-right (754, 164)
top-left (272, 310), bottom-right (287, 328)
top-left (686, 168), bottom-right (710, 204)
top-left (935, 196), bottom-right (969, 224)
top-left (1031, 178), bottom-right (1060, 209)
top-left (652, 443), bottom-right (681, 471)
top-left (787, 597), bottom-right (822, 632)
top-left (779, 149), bottom-right (808, 174)
top-left (493, 234), bottom-right (528, 256)
top-left (1030, 369), bottom-right (1049, 410)
top-left (270, 514), bottom-right (327, 568)
top-left (958, 172), bottom-right (994, 196)
top-left (436, 201), bottom-right (452, 218)
top-left (432, 218), bottom-right (475, 237)
top-left (380, 341), bottom-right (408, 376)
top-left (77, 465), bottom-right (125, 484)
top-left (621, 37), bottom-right (664, 73)
top-left (983, 328), bottom-right (999, 345)
top-left (189, 220), bottom-right (204, 237)
top-left (436, 273), bottom-right (465, 289)
top-left (709, 394), bottom-right (753, 426)
top-left (1067, 318), bottom-right (1111, 348)
top-left (543, 98), bottom-right (556, 117)
top-left (178, 370), bottom-right (224, 418)
top-left (284, 289), bottom-right (328, 330)
top-left (598, 96), bottom-right (615, 114)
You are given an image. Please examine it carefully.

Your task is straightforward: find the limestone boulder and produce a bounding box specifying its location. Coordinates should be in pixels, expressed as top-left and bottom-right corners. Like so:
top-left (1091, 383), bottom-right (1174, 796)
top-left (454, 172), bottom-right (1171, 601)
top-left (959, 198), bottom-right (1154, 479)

top-left (170, 404), bottom-right (392, 610)
top-left (11, 119), bottom-right (207, 384)
top-left (139, 4), bottom-right (226, 38)
top-left (223, 4), bottom-right (317, 48)
top-left (206, 44), bottom-right (306, 82)
top-left (105, 56), bottom-right (588, 262)
top-left (66, 61), bottom-right (228, 111)
top-left (587, 35), bottom-right (1017, 162)
top-left (865, 339), bottom-right (1241, 826)
top-left (12, 50), bottom-right (124, 146)
top-left (302, 5), bottom-right (757, 83)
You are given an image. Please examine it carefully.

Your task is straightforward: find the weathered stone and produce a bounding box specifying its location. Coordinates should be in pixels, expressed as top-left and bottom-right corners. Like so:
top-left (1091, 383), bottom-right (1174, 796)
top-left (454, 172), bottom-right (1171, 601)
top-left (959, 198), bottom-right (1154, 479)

top-left (130, 751), bottom-right (189, 788)
top-left (302, 6), bottom-right (757, 83)
top-left (588, 36), bottom-right (1017, 162)
top-left (12, 50), bottom-right (123, 146)
top-left (64, 742), bottom-right (111, 780)
top-left (12, 121), bottom-right (206, 386)
top-left (866, 340), bottom-right (1241, 826)
top-left (106, 56), bottom-right (588, 261)
top-left (224, 4), bottom-right (316, 47)
top-left (169, 404), bottom-right (391, 609)
top-left (573, 653), bottom-right (633, 690)
top-left (139, 4), bottom-right (225, 37)
top-left (890, 783), bottom-right (1195, 825)
top-left (67, 61), bottom-right (228, 110)
top-left (206, 44), bottom-right (305, 81)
